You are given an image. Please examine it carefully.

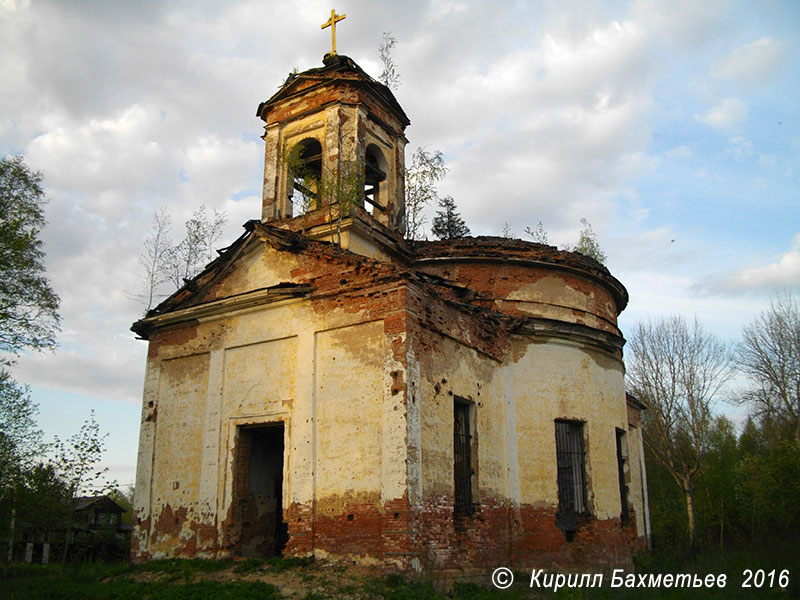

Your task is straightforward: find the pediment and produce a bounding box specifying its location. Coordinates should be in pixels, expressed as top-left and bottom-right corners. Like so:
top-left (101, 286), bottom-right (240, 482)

top-left (131, 221), bottom-right (404, 339)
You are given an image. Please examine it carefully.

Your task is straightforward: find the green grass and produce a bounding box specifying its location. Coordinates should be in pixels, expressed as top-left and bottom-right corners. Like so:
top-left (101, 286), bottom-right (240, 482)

top-left (2, 545), bottom-right (798, 600)
top-left (2, 577), bottom-right (281, 600)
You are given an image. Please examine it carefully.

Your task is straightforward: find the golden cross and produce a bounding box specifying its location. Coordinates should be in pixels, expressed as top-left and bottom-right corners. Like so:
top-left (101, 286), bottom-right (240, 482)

top-left (321, 9), bottom-right (346, 55)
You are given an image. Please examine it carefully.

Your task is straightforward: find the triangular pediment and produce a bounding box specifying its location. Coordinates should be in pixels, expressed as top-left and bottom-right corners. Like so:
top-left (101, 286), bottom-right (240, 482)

top-left (131, 221), bottom-right (406, 339)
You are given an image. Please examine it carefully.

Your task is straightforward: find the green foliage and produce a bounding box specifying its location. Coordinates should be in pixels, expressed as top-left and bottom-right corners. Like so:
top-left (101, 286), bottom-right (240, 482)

top-left (628, 316), bottom-right (732, 544)
top-left (378, 32), bottom-right (400, 90)
top-left (166, 205), bottom-right (226, 290)
top-left (1, 573), bottom-right (282, 600)
top-left (51, 410), bottom-right (112, 499)
top-left (49, 411), bottom-right (115, 564)
top-left (107, 486), bottom-right (134, 526)
top-left (431, 195), bottom-right (470, 240)
top-left (644, 405), bottom-right (800, 560)
top-left (523, 220), bottom-right (549, 244)
top-left (281, 139), bottom-right (364, 244)
top-left (231, 558), bottom-right (264, 574)
top-left (362, 573), bottom-right (439, 600)
top-left (13, 462), bottom-right (70, 530)
top-left (136, 205), bottom-right (227, 313)
top-left (282, 142), bottom-right (319, 217)
top-left (405, 147), bottom-right (447, 242)
top-left (0, 155), bottom-right (60, 358)
top-left (263, 555), bottom-right (314, 572)
top-left (568, 218), bottom-right (606, 264)
top-left (693, 417), bottom-right (739, 549)
top-left (0, 370), bottom-right (45, 494)
top-left (135, 558), bottom-right (234, 576)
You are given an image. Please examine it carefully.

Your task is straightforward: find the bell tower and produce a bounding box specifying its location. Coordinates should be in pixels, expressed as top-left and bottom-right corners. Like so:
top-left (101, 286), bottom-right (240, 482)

top-left (256, 49), bottom-right (410, 240)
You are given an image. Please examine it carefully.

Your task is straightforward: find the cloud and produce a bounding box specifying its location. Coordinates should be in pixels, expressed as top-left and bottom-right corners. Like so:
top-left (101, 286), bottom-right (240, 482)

top-left (696, 234), bottom-right (800, 295)
top-left (724, 136), bottom-right (754, 161)
top-left (632, 0), bottom-right (731, 47)
top-left (400, 15), bottom-right (656, 238)
top-left (14, 340), bottom-right (146, 405)
top-left (0, 0), bottom-right (796, 461)
top-left (711, 37), bottom-right (788, 85)
top-left (666, 145), bottom-right (692, 159)
top-left (695, 97), bottom-right (748, 130)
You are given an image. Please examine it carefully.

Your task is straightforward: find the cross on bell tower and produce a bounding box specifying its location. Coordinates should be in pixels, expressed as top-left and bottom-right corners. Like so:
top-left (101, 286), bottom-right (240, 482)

top-left (321, 9), bottom-right (346, 55)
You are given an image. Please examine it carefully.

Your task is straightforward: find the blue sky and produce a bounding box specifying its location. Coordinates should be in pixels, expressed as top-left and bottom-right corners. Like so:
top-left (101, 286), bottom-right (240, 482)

top-left (1, 0), bottom-right (798, 489)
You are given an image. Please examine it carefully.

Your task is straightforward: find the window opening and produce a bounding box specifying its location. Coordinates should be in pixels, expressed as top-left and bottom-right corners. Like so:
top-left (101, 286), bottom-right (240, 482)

top-left (288, 139), bottom-right (322, 216)
top-left (454, 401), bottom-right (473, 516)
top-left (555, 420), bottom-right (587, 540)
top-left (616, 428), bottom-right (630, 525)
top-left (364, 144), bottom-right (387, 214)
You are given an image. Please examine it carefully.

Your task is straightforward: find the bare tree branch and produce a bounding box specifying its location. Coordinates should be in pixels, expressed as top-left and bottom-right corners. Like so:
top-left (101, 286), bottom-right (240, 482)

top-left (738, 290), bottom-right (800, 443)
top-left (627, 315), bottom-right (732, 543)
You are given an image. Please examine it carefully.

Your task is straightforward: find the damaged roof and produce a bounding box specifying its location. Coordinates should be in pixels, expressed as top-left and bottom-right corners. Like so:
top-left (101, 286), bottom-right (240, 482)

top-left (256, 53), bottom-right (410, 127)
top-left (131, 221), bottom-right (520, 346)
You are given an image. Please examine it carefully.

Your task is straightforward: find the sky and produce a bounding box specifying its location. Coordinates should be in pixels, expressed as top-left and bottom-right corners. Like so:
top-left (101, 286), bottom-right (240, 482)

top-left (1, 0), bottom-right (798, 490)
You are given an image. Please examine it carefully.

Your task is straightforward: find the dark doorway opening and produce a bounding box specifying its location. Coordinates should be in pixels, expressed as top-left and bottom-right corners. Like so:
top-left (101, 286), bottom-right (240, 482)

top-left (233, 423), bottom-right (287, 557)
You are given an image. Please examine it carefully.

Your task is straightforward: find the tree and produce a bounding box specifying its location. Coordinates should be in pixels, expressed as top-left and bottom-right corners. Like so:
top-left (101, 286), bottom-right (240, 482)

top-left (524, 220), bottom-right (549, 244)
top-left (51, 410), bottom-right (114, 564)
top-left (737, 291), bottom-right (800, 443)
top-left (136, 205), bottom-right (227, 313)
top-left (431, 195), bottom-right (470, 240)
top-left (568, 218), bottom-right (606, 264)
top-left (165, 205), bottom-right (226, 290)
top-left (11, 462), bottom-right (70, 558)
top-left (694, 416), bottom-right (738, 549)
top-left (378, 32), bottom-right (400, 90)
top-left (0, 372), bottom-right (46, 561)
top-left (404, 147), bottom-right (447, 242)
top-left (0, 372), bottom-right (44, 493)
top-left (0, 156), bottom-right (60, 359)
top-left (136, 207), bottom-right (173, 313)
top-left (626, 316), bottom-right (731, 544)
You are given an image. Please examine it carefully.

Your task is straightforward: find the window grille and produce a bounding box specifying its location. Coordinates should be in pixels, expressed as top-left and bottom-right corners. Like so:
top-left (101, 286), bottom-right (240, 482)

top-left (616, 429), bottom-right (630, 525)
top-left (454, 402), bottom-right (473, 515)
top-left (555, 420), bottom-right (586, 514)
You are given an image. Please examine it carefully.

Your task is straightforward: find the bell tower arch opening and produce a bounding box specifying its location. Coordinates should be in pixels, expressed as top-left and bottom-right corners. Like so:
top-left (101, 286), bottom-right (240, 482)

top-left (257, 53), bottom-right (410, 241)
top-left (287, 137), bottom-right (322, 217)
top-left (364, 143), bottom-right (388, 216)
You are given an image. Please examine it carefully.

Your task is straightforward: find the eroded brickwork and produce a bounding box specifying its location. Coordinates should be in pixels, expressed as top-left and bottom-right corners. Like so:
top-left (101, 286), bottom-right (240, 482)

top-left (131, 53), bottom-right (648, 574)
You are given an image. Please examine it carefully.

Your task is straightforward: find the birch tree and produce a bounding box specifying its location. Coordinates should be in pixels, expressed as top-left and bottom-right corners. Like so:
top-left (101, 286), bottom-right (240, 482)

top-left (738, 291), bottom-right (800, 443)
top-left (626, 316), bottom-right (731, 544)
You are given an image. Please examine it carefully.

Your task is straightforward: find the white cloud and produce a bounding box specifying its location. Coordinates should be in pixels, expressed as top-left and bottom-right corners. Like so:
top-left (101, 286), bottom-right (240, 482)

top-left (0, 0), bottom-right (797, 478)
top-left (695, 97), bottom-right (748, 130)
top-left (632, 0), bottom-right (730, 46)
top-left (402, 15), bottom-right (656, 237)
top-left (666, 145), bottom-right (692, 159)
top-left (697, 234), bottom-right (800, 294)
top-left (725, 136), bottom-right (754, 161)
top-left (711, 37), bottom-right (788, 85)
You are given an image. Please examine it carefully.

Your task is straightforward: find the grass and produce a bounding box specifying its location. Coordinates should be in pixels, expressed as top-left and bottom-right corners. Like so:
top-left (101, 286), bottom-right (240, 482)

top-left (1, 544), bottom-right (798, 600)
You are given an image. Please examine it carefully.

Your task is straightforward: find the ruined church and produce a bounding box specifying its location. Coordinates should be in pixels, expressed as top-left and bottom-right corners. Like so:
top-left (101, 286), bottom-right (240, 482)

top-left (131, 26), bottom-right (650, 573)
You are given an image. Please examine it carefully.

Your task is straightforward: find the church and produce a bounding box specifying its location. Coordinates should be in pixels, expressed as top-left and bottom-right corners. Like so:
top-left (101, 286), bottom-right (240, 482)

top-left (131, 16), bottom-right (650, 574)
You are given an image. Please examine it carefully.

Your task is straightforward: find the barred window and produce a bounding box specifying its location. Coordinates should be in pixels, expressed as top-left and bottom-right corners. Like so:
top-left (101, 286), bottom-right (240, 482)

top-left (555, 420), bottom-right (587, 515)
top-left (454, 401), bottom-right (473, 515)
top-left (616, 428), bottom-right (630, 525)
